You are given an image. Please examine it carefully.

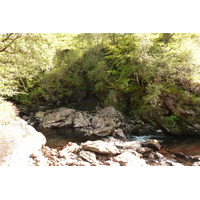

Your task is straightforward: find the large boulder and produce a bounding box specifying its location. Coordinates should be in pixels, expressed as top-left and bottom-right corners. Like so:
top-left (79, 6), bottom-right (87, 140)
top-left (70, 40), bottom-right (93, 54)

top-left (0, 118), bottom-right (46, 166)
top-left (41, 107), bottom-right (76, 128)
top-left (91, 106), bottom-right (127, 137)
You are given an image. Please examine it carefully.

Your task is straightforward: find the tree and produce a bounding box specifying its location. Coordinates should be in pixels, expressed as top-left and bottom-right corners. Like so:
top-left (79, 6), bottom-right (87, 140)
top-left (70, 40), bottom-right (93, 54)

top-left (0, 33), bottom-right (55, 98)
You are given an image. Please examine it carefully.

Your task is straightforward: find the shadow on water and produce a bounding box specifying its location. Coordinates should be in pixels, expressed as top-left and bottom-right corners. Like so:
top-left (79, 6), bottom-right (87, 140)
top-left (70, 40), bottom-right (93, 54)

top-left (36, 121), bottom-right (200, 157)
top-left (161, 135), bottom-right (200, 156)
top-left (35, 126), bottom-right (99, 149)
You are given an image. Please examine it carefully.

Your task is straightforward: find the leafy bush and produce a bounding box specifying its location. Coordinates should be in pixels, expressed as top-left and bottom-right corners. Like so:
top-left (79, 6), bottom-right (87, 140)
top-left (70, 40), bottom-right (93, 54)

top-left (162, 115), bottom-right (180, 132)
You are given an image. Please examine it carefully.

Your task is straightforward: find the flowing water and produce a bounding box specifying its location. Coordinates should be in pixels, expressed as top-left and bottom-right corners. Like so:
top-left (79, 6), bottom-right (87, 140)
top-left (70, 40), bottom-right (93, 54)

top-left (35, 126), bottom-right (200, 164)
top-left (129, 134), bottom-right (200, 156)
top-left (36, 126), bottom-right (200, 156)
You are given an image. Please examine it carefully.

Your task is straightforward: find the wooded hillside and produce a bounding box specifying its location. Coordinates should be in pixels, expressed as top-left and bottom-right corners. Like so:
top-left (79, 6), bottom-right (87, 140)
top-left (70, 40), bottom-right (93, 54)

top-left (1, 33), bottom-right (200, 134)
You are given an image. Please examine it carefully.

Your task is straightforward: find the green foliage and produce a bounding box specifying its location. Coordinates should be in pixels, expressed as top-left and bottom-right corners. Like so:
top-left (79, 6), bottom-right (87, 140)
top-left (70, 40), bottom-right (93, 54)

top-left (2, 33), bottom-right (200, 133)
top-left (162, 115), bottom-right (180, 132)
top-left (0, 33), bottom-right (55, 98)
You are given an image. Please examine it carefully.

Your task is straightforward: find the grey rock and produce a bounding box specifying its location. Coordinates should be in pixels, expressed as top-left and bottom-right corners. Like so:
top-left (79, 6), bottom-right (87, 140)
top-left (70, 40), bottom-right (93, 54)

top-left (81, 140), bottom-right (121, 155)
top-left (93, 126), bottom-right (114, 136)
top-left (123, 141), bottom-right (141, 150)
top-left (112, 151), bottom-right (147, 166)
top-left (113, 128), bottom-right (127, 141)
top-left (193, 161), bottom-right (200, 166)
top-left (91, 116), bottom-right (104, 128)
top-left (59, 142), bottom-right (80, 157)
top-left (79, 150), bottom-right (98, 165)
top-left (73, 112), bottom-right (90, 128)
top-left (42, 107), bottom-right (76, 128)
top-left (154, 152), bottom-right (164, 160)
top-left (142, 139), bottom-right (161, 151)
top-left (0, 121), bottom-right (46, 166)
top-left (35, 111), bottom-right (46, 119)
top-left (90, 106), bottom-right (128, 137)
top-left (136, 147), bottom-right (154, 155)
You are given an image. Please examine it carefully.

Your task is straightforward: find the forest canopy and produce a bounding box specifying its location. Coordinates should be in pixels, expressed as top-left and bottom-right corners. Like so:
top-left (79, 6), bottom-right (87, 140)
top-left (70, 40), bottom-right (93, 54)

top-left (1, 33), bottom-right (200, 133)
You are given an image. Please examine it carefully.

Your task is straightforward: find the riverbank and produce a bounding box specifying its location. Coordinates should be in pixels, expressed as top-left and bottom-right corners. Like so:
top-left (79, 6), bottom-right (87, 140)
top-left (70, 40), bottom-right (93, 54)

top-left (1, 100), bottom-right (200, 166)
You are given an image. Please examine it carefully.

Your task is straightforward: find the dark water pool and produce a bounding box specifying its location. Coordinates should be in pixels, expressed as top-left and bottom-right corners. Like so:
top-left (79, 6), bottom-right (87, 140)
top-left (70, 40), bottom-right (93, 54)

top-left (36, 125), bottom-right (200, 157)
top-left (161, 136), bottom-right (200, 156)
top-left (35, 126), bottom-right (99, 149)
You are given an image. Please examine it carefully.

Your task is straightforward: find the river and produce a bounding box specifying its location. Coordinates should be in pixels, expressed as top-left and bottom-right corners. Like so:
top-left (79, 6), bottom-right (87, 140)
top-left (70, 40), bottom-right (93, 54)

top-left (35, 126), bottom-right (200, 163)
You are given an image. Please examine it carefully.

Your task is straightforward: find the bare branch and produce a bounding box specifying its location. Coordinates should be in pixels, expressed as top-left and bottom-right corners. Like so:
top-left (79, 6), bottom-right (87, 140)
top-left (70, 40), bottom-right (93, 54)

top-left (0, 33), bottom-right (22, 53)
top-left (1, 33), bottom-right (14, 43)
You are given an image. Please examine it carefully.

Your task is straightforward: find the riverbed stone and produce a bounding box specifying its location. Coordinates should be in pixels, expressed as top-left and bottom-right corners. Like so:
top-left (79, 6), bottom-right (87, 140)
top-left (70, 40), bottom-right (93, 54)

top-left (189, 155), bottom-right (200, 162)
top-left (123, 141), bottom-right (141, 150)
top-left (79, 150), bottom-right (98, 165)
top-left (65, 152), bottom-right (91, 166)
top-left (102, 160), bottom-right (121, 166)
top-left (81, 140), bottom-right (121, 155)
top-left (193, 161), bottom-right (200, 166)
top-left (142, 139), bottom-right (161, 151)
top-left (111, 151), bottom-right (147, 166)
top-left (59, 142), bottom-right (80, 157)
top-left (136, 147), bottom-right (154, 155)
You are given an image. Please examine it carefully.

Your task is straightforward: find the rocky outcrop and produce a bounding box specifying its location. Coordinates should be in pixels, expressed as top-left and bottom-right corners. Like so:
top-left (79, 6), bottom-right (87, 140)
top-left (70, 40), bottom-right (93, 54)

top-left (41, 107), bottom-right (76, 128)
top-left (0, 117), bottom-right (46, 166)
top-left (35, 106), bottom-right (130, 140)
top-left (91, 106), bottom-right (127, 136)
top-left (28, 137), bottom-right (149, 166)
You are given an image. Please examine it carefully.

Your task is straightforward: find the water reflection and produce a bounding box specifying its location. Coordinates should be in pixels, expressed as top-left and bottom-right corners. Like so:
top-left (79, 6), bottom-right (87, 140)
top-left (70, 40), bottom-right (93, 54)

top-left (36, 124), bottom-right (200, 157)
top-left (35, 126), bottom-right (98, 149)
